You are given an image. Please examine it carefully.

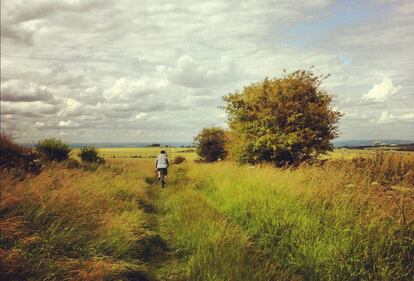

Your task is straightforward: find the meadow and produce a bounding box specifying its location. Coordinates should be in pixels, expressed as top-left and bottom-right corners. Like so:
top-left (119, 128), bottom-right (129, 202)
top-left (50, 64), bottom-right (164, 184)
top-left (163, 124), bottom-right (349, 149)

top-left (1, 147), bottom-right (413, 280)
top-left (92, 147), bottom-right (196, 160)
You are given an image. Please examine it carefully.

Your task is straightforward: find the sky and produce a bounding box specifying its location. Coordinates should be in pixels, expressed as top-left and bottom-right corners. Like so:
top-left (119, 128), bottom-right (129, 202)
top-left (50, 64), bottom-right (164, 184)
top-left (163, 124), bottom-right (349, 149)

top-left (1, 0), bottom-right (413, 143)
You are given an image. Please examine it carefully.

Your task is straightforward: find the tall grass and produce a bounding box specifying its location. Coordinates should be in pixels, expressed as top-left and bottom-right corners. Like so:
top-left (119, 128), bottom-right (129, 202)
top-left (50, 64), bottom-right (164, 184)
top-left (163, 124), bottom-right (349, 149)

top-left (2, 147), bottom-right (413, 280)
top-left (159, 167), bottom-right (297, 280)
top-left (182, 152), bottom-right (414, 281)
top-left (1, 159), bottom-right (158, 281)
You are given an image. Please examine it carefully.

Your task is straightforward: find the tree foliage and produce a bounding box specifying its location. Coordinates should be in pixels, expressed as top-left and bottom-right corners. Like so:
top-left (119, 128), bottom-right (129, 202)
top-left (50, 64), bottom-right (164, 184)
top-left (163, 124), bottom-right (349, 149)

top-left (194, 127), bottom-right (228, 162)
top-left (35, 138), bottom-right (71, 161)
top-left (78, 146), bottom-right (104, 163)
top-left (222, 70), bottom-right (342, 165)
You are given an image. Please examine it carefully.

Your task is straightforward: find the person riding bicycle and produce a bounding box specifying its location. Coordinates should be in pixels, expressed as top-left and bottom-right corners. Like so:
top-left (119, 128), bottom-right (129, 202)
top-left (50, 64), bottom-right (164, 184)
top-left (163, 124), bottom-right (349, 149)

top-left (156, 150), bottom-right (169, 181)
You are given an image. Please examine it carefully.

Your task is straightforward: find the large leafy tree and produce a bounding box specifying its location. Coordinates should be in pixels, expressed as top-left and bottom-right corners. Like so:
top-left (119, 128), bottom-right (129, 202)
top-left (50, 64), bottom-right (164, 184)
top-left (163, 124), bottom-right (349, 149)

top-left (222, 70), bottom-right (342, 165)
top-left (194, 127), bottom-right (228, 162)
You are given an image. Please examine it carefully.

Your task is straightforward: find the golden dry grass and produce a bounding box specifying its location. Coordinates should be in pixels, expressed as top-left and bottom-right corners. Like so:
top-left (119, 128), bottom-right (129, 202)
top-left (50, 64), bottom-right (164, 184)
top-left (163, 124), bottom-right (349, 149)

top-left (0, 159), bottom-right (157, 281)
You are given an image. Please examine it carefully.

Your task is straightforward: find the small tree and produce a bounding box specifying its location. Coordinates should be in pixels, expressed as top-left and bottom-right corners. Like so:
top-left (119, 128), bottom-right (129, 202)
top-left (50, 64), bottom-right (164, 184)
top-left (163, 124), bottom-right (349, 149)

top-left (194, 127), bottom-right (228, 162)
top-left (35, 138), bottom-right (71, 161)
top-left (222, 70), bottom-right (342, 165)
top-left (78, 146), bottom-right (100, 163)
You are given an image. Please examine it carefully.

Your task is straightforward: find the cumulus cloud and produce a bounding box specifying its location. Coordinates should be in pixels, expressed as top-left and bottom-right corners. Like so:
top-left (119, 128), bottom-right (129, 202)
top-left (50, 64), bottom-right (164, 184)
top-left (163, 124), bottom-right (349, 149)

top-left (168, 55), bottom-right (240, 88)
top-left (34, 122), bottom-right (46, 128)
top-left (1, 79), bottom-right (54, 102)
top-left (378, 111), bottom-right (414, 123)
top-left (362, 77), bottom-right (401, 102)
top-left (1, 0), bottom-right (413, 142)
top-left (400, 113), bottom-right (414, 120)
top-left (59, 120), bottom-right (72, 127)
top-left (103, 77), bottom-right (169, 100)
top-left (1, 101), bottom-right (60, 117)
top-left (1, 0), bottom-right (112, 45)
top-left (135, 113), bottom-right (148, 120)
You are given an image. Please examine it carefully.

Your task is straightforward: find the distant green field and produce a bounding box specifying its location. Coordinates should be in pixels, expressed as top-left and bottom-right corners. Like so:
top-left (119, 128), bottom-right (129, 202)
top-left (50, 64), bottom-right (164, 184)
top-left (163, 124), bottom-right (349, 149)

top-left (71, 146), bottom-right (197, 161)
top-left (70, 147), bottom-right (414, 162)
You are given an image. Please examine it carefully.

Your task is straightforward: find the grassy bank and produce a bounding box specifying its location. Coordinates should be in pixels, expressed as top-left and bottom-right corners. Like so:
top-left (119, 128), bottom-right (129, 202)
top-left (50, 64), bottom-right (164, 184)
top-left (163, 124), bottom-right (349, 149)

top-left (1, 159), bottom-right (160, 280)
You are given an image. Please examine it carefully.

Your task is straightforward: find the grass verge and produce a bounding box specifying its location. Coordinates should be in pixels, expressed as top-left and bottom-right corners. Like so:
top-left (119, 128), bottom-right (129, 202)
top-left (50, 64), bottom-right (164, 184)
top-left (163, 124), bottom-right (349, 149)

top-left (1, 159), bottom-right (161, 280)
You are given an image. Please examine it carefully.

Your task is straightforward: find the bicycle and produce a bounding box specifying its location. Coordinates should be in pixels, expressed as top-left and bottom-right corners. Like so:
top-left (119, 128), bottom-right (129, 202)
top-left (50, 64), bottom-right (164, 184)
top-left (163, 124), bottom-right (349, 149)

top-left (158, 169), bottom-right (167, 188)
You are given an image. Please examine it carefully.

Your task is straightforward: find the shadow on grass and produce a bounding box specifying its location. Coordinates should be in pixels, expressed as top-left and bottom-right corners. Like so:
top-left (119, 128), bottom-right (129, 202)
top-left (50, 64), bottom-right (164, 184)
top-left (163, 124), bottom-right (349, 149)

top-left (145, 176), bottom-right (157, 185)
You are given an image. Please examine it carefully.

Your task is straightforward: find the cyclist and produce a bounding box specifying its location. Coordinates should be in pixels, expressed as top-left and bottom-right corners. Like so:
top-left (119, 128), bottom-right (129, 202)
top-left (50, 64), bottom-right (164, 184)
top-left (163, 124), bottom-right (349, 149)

top-left (156, 150), bottom-right (169, 182)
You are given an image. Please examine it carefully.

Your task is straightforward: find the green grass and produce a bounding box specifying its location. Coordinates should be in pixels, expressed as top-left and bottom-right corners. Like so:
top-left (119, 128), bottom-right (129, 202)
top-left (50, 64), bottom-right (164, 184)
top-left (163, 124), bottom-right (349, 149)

top-left (155, 151), bottom-right (414, 280)
top-left (180, 161), bottom-right (414, 281)
top-left (71, 147), bottom-right (197, 161)
top-left (2, 149), bottom-right (413, 281)
top-left (158, 166), bottom-right (296, 281)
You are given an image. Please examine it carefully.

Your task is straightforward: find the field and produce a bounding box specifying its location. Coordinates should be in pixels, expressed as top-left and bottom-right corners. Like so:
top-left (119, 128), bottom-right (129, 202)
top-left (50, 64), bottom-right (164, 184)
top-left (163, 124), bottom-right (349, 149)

top-left (71, 147), bottom-right (197, 161)
top-left (1, 148), bottom-right (414, 281)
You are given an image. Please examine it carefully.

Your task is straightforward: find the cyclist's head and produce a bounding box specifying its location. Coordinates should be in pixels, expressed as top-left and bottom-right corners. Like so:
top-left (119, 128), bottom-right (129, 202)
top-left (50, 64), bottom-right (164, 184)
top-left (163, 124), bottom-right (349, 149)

top-left (160, 150), bottom-right (166, 154)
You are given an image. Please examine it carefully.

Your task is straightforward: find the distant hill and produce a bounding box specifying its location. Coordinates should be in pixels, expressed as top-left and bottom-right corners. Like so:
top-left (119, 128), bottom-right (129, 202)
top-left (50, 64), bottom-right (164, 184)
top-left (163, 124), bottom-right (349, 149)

top-left (333, 140), bottom-right (414, 148)
top-left (333, 140), bottom-right (414, 151)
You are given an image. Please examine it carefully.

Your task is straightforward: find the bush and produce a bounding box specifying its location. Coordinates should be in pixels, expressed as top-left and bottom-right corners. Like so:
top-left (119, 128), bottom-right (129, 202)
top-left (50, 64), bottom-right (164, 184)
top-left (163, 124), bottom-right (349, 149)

top-left (0, 133), bottom-right (40, 176)
top-left (222, 69), bottom-right (342, 166)
top-left (173, 156), bottom-right (186, 164)
top-left (66, 159), bottom-right (80, 169)
top-left (35, 138), bottom-right (71, 161)
top-left (194, 127), bottom-right (228, 162)
top-left (1, 133), bottom-right (31, 166)
top-left (78, 146), bottom-right (103, 163)
top-left (148, 143), bottom-right (161, 147)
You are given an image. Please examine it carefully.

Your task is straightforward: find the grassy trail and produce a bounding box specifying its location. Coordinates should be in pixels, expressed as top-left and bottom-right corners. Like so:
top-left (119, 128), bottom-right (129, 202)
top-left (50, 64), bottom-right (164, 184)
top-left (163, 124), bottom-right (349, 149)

top-left (143, 175), bottom-right (187, 281)
top-left (151, 161), bottom-right (413, 281)
top-left (151, 165), bottom-right (296, 281)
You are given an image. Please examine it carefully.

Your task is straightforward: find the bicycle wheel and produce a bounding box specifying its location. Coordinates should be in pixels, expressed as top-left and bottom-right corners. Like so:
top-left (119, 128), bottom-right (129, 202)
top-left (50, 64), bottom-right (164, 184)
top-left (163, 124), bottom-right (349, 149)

top-left (160, 173), bottom-right (166, 188)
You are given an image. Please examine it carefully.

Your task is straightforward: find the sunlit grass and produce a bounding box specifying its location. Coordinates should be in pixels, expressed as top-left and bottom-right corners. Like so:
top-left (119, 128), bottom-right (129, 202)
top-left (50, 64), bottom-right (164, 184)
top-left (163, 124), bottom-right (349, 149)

top-left (71, 147), bottom-right (197, 161)
top-left (162, 152), bottom-right (414, 281)
top-left (0, 159), bottom-right (157, 280)
top-left (2, 148), bottom-right (413, 280)
top-left (325, 148), bottom-right (414, 160)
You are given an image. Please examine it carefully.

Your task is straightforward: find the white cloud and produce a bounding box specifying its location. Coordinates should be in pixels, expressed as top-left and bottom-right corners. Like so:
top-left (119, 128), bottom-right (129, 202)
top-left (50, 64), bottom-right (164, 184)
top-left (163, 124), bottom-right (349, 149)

top-left (1, 101), bottom-right (59, 116)
top-left (400, 113), bottom-right (414, 120)
top-left (169, 55), bottom-right (208, 88)
top-left (168, 55), bottom-right (240, 88)
top-left (378, 111), bottom-right (394, 123)
top-left (35, 122), bottom-right (45, 128)
top-left (1, 0), bottom-right (413, 142)
top-left (135, 112), bottom-right (148, 120)
top-left (1, 0), bottom-right (112, 45)
top-left (1, 79), bottom-right (54, 102)
top-left (57, 98), bottom-right (83, 117)
top-left (59, 120), bottom-right (72, 127)
top-left (362, 77), bottom-right (401, 102)
top-left (378, 111), bottom-right (414, 123)
top-left (103, 77), bottom-right (169, 100)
